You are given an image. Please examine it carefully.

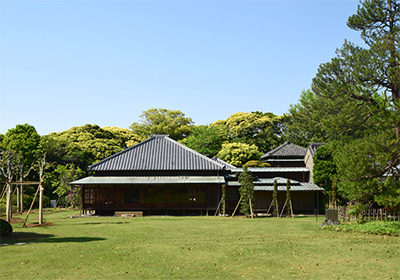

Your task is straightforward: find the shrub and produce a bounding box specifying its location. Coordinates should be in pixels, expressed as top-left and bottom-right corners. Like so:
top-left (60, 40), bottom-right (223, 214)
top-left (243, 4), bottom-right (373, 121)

top-left (0, 203), bottom-right (17, 215)
top-left (321, 221), bottom-right (400, 236)
top-left (0, 219), bottom-right (13, 236)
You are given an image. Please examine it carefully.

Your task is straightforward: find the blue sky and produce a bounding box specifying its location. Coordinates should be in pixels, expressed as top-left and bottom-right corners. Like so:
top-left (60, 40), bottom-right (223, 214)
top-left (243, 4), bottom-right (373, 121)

top-left (0, 0), bottom-right (365, 135)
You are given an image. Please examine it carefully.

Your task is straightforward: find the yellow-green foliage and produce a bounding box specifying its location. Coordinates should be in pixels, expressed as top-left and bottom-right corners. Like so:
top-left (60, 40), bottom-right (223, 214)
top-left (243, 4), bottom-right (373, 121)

top-left (211, 112), bottom-right (288, 153)
top-left (48, 124), bottom-right (139, 167)
top-left (217, 142), bottom-right (261, 167)
top-left (243, 160), bottom-right (271, 168)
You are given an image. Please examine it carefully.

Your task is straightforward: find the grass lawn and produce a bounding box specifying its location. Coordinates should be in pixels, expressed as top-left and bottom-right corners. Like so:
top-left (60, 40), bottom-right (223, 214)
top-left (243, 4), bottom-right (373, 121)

top-left (1, 210), bottom-right (399, 279)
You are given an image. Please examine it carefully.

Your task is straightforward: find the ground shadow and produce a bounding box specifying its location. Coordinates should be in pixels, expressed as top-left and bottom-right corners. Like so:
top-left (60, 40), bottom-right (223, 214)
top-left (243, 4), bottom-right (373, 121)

top-left (1, 232), bottom-right (106, 245)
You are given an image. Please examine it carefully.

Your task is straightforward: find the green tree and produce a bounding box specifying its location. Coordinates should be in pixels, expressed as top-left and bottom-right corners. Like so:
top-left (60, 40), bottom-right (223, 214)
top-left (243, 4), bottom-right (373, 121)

top-left (212, 112), bottom-right (288, 153)
top-left (242, 160), bottom-right (271, 168)
top-left (216, 142), bottom-right (262, 167)
top-left (130, 108), bottom-right (194, 141)
top-left (48, 124), bottom-right (133, 169)
top-left (293, 0), bottom-right (400, 209)
top-left (313, 145), bottom-right (337, 194)
top-left (272, 179), bottom-right (279, 217)
top-left (51, 164), bottom-right (85, 208)
top-left (180, 125), bottom-right (227, 158)
top-left (286, 179), bottom-right (292, 217)
top-left (333, 130), bottom-right (398, 209)
top-left (238, 165), bottom-right (255, 217)
top-left (2, 124), bottom-right (41, 168)
top-left (288, 89), bottom-right (374, 145)
top-left (102, 126), bottom-right (140, 148)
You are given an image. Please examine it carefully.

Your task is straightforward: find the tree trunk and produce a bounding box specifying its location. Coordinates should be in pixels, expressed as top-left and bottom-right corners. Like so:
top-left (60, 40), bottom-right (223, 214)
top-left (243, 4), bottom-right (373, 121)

top-left (5, 183), bottom-right (12, 222)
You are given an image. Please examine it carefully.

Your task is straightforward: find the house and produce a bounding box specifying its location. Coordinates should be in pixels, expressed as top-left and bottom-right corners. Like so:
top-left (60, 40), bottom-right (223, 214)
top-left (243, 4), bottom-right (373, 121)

top-left (304, 143), bottom-right (325, 183)
top-left (71, 135), bottom-right (229, 216)
top-left (235, 141), bottom-right (324, 214)
top-left (260, 141), bottom-right (307, 167)
top-left (71, 136), bottom-right (324, 216)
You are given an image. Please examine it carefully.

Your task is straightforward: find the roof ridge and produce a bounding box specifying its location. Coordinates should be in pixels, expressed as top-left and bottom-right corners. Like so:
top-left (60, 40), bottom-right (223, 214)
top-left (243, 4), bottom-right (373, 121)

top-left (166, 137), bottom-right (226, 170)
top-left (88, 136), bottom-right (155, 170)
top-left (262, 141), bottom-right (290, 157)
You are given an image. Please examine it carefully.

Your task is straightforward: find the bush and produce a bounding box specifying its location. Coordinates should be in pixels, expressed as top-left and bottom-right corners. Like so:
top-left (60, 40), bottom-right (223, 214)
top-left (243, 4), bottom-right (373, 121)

top-left (321, 220), bottom-right (400, 236)
top-left (0, 203), bottom-right (17, 215)
top-left (0, 219), bottom-right (13, 236)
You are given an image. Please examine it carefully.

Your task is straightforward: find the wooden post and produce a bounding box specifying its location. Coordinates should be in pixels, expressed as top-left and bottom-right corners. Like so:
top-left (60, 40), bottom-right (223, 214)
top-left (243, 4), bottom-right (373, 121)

top-left (290, 200), bottom-right (294, 218)
top-left (16, 185), bottom-right (20, 212)
top-left (249, 198), bottom-right (254, 219)
top-left (39, 182), bottom-right (44, 224)
top-left (231, 196), bottom-right (242, 218)
top-left (20, 184), bottom-right (24, 213)
top-left (23, 184), bottom-right (40, 227)
top-left (5, 183), bottom-right (12, 222)
top-left (280, 199), bottom-right (288, 218)
top-left (214, 197), bottom-right (223, 217)
top-left (0, 184), bottom-right (6, 203)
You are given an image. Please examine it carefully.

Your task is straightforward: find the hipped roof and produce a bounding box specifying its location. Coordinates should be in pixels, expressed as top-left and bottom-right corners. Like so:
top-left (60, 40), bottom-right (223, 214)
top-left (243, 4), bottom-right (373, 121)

top-left (261, 142), bottom-right (306, 160)
top-left (89, 135), bottom-right (226, 171)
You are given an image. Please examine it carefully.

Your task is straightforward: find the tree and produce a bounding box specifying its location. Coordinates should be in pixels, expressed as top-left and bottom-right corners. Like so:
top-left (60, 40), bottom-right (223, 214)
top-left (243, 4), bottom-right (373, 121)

top-left (288, 89), bottom-right (374, 145)
top-left (180, 125), bottom-right (227, 158)
top-left (292, 0), bottom-right (400, 209)
top-left (212, 112), bottom-right (288, 154)
top-left (238, 165), bottom-right (255, 217)
top-left (313, 145), bottom-right (337, 195)
top-left (333, 130), bottom-right (398, 208)
top-left (102, 126), bottom-right (140, 148)
top-left (271, 179), bottom-right (279, 217)
top-left (2, 124), bottom-right (41, 167)
top-left (216, 142), bottom-right (262, 167)
top-left (130, 108), bottom-right (194, 141)
top-left (1, 124), bottom-right (41, 213)
top-left (48, 124), bottom-right (134, 169)
top-left (51, 164), bottom-right (85, 208)
top-left (242, 160), bottom-right (271, 168)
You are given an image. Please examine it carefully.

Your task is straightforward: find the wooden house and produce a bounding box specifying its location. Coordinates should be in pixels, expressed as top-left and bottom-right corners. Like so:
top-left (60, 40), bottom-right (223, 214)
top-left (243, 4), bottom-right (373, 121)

top-left (71, 136), bottom-right (324, 216)
top-left (71, 135), bottom-right (229, 216)
top-left (304, 143), bottom-right (325, 183)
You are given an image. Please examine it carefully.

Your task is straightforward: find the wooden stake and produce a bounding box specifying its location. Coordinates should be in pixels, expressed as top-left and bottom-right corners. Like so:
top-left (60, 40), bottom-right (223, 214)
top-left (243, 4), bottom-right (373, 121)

top-left (23, 183), bottom-right (41, 228)
top-left (280, 199), bottom-right (288, 218)
top-left (214, 197), bottom-right (223, 217)
top-left (249, 198), bottom-right (254, 219)
top-left (0, 184), bottom-right (6, 203)
top-left (290, 200), bottom-right (294, 218)
top-left (231, 196), bottom-right (242, 218)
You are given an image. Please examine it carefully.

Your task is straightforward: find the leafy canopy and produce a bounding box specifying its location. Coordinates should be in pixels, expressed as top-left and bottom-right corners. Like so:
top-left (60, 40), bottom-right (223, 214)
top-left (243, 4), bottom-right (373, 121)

top-left (212, 112), bottom-right (288, 154)
top-left (130, 108), bottom-right (194, 141)
top-left (48, 124), bottom-right (138, 169)
top-left (180, 125), bottom-right (227, 158)
top-left (217, 142), bottom-right (261, 167)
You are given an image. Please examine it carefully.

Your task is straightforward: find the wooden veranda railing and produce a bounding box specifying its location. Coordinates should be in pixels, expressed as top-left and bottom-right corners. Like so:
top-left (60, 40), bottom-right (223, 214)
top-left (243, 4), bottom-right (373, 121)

top-left (338, 206), bottom-right (400, 222)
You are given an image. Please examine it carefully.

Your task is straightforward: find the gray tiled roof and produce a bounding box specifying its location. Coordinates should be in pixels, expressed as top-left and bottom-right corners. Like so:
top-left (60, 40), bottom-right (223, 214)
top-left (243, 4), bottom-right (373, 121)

top-left (307, 143), bottom-right (325, 158)
top-left (254, 184), bottom-right (323, 192)
top-left (212, 156), bottom-right (237, 169)
top-left (231, 167), bottom-right (309, 173)
top-left (227, 176), bottom-right (323, 191)
top-left (261, 142), bottom-right (306, 160)
top-left (71, 176), bottom-right (225, 185)
top-left (89, 135), bottom-right (226, 171)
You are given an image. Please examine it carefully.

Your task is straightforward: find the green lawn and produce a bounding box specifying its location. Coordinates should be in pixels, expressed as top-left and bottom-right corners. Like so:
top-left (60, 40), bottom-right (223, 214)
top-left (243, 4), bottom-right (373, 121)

top-left (1, 210), bottom-right (399, 279)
